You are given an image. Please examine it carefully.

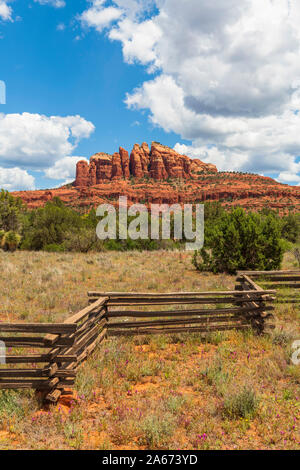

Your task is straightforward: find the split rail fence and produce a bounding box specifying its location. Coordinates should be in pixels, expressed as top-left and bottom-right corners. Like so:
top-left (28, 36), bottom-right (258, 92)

top-left (0, 277), bottom-right (280, 402)
top-left (236, 270), bottom-right (300, 303)
top-left (0, 297), bottom-right (108, 402)
top-left (88, 289), bottom-right (275, 337)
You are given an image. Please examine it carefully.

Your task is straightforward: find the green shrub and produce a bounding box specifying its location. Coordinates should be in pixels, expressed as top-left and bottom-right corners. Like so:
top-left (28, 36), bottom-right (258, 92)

top-left (193, 207), bottom-right (284, 273)
top-left (1, 231), bottom-right (21, 252)
top-left (281, 213), bottom-right (299, 243)
top-left (21, 197), bottom-right (84, 250)
top-left (64, 228), bottom-right (99, 253)
top-left (165, 394), bottom-right (186, 413)
top-left (222, 386), bottom-right (259, 419)
top-left (0, 189), bottom-right (24, 232)
top-left (271, 329), bottom-right (294, 347)
top-left (141, 412), bottom-right (176, 447)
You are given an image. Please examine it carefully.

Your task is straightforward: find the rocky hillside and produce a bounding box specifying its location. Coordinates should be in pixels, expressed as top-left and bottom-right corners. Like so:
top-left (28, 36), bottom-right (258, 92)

top-left (12, 142), bottom-right (300, 213)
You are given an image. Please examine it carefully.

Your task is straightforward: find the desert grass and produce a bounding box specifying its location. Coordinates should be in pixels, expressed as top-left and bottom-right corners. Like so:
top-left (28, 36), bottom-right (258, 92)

top-left (0, 250), bottom-right (299, 450)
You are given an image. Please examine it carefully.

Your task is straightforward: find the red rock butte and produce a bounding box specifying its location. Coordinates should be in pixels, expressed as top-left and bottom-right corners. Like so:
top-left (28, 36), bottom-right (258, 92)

top-left (12, 142), bottom-right (300, 213)
top-left (74, 142), bottom-right (217, 187)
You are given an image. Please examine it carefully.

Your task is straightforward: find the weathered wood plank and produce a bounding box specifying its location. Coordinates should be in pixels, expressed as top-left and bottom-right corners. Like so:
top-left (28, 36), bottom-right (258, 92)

top-left (92, 299), bottom-right (273, 307)
top-left (69, 310), bottom-right (107, 340)
top-left (238, 275), bottom-right (300, 282)
top-left (0, 377), bottom-right (59, 389)
top-left (45, 388), bottom-right (61, 403)
top-left (257, 282), bottom-right (300, 288)
top-left (0, 366), bottom-right (56, 378)
top-left (65, 297), bottom-right (108, 324)
top-left (73, 318), bottom-right (107, 349)
top-left (0, 354), bottom-right (77, 364)
top-left (0, 323), bottom-right (77, 334)
top-left (89, 295), bottom-right (275, 303)
top-left (238, 270), bottom-right (300, 276)
top-left (109, 324), bottom-right (250, 336)
top-left (76, 328), bottom-right (107, 364)
top-left (88, 290), bottom-right (275, 297)
top-left (104, 299), bottom-right (274, 307)
top-left (66, 321), bottom-right (106, 356)
top-left (43, 297), bottom-right (108, 346)
top-left (239, 274), bottom-right (264, 292)
top-left (107, 305), bottom-right (274, 318)
top-left (91, 298), bottom-right (274, 307)
top-left (108, 315), bottom-right (249, 329)
top-left (44, 335), bottom-right (72, 347)
top-left (0, 336), bottom-right (74, 348)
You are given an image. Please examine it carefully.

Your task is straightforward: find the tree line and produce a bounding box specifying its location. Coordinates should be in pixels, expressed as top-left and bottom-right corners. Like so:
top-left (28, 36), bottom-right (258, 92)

top-left (0, 189), bottom-right (299, 273)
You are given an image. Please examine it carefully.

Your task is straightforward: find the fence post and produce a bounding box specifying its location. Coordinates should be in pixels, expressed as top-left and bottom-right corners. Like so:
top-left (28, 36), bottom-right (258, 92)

top-left (235, 272), bottom-right (276, 334)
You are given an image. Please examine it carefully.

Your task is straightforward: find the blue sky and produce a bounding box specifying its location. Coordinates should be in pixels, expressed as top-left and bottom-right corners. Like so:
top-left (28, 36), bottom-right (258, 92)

top-left (0, 0), bottom-right (181, 189)
top-left (1, 1), bottom-right (300, 190)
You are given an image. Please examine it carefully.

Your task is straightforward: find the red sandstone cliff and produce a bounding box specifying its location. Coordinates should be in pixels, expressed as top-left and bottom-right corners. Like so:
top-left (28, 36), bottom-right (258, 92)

top-left (11, 142), bottom-right (300, 214)
top-left (74, 142), bottom-right (217, 187)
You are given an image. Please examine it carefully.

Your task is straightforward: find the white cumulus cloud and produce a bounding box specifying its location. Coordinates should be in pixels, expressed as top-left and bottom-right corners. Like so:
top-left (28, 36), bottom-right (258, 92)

top-left (80, 0), bottom-right (300, 183)
top-left (0, 167), bottom-right (35, 191)
top-left (80, 0), bottom-right (123, 32)
top-left (45, 156), bottom-right (88, 180)
top-left (0, 112), bottom-right (95, 169)
top-left (34, 0), bottom-right (66, 8)
top-left (0, 1), bottom-right (12, 21)
top-left (80, 0), bottom-right (156, 35)
top-left (109, 18), bottom-right (161, 66)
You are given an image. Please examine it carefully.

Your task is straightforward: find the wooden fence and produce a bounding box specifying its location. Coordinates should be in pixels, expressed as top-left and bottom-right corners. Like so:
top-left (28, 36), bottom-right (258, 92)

top-left (0, 282), bottom-right (277, 402)
top-left (88, 289), bottom-right (275, 337)
top-left (0, 297), bottom-right (108, 402)
top-left (236, 270), bottom-right (300, 303)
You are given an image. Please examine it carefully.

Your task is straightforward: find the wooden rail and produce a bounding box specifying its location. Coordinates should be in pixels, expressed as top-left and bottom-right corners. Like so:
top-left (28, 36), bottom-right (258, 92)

top-left (236, 270), bottom-right (300, 303)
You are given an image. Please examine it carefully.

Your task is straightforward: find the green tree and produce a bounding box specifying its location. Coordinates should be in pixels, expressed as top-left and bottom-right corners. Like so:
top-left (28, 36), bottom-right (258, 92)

top-left (0, 190), bottom-right (24, 232)
top-left (281, 213), bottom-right (299, 243)
top-left (193, 207), bottom-right (284, 274)
top-left (21, 198), bottom-right (83, 250)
